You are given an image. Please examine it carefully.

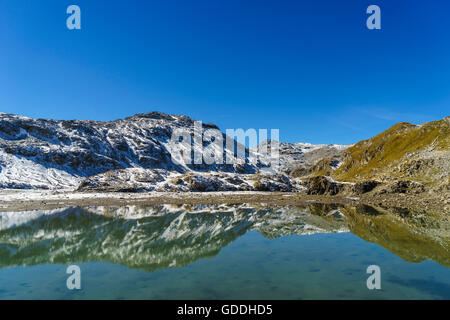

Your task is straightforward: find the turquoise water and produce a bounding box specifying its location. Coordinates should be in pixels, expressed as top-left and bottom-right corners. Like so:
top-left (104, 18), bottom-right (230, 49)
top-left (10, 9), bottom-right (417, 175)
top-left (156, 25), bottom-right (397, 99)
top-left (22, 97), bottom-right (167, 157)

top-left (0, 204), bottom-right (449, 299)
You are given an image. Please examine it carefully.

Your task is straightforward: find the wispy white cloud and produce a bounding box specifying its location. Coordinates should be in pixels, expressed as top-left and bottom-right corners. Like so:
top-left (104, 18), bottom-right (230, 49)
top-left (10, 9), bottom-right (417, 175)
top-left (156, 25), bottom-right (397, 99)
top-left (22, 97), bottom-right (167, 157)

top-left (354, 107), bottom-right (435, 124)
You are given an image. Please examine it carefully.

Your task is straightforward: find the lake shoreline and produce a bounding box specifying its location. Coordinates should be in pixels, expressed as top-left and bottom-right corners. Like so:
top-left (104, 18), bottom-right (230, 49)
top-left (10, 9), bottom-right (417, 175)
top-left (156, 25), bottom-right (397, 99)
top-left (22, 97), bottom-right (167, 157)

top-left (0, 190), bottom-right (448, 214)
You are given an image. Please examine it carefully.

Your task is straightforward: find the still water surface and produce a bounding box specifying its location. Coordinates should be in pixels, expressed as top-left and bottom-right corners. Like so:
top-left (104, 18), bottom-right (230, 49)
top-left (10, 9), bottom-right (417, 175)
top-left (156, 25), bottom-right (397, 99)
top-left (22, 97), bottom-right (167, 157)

top-left (0, 204), bottom-right (449, 299)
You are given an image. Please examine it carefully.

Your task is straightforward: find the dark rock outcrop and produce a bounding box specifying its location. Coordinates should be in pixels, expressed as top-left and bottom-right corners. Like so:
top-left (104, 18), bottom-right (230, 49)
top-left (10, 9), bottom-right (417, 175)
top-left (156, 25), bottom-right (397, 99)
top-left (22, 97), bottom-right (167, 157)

top-left (353, 180), bottom-right (379, 194)
top-left (304, 176), bottom-right (349, 196)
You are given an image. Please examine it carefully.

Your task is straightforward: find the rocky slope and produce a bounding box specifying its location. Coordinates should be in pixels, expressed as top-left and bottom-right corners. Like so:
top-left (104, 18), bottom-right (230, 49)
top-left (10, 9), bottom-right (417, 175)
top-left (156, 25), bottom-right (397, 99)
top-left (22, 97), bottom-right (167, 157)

top-left (76, 169), bottom-right (305, 192)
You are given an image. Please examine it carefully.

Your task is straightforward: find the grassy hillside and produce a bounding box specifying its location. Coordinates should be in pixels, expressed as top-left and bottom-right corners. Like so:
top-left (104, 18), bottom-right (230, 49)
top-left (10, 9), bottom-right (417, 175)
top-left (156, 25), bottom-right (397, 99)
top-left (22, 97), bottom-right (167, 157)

top-left (303, 117), bottom-right (450, 185)
top-left (333, 117), bottom-right (450, 182)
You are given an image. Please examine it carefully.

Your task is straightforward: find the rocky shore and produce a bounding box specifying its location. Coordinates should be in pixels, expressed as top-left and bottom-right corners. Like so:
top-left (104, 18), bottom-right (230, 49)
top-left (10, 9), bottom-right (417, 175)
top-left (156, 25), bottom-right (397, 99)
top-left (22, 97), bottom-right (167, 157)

top-left (0, 187), bottom-right (448, 214)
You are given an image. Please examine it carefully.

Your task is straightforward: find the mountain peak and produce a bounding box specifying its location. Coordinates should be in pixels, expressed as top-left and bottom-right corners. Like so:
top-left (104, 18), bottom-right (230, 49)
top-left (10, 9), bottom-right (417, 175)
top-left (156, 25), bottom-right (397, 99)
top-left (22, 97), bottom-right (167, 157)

top-left (124, 111), bottom-right (176, 121)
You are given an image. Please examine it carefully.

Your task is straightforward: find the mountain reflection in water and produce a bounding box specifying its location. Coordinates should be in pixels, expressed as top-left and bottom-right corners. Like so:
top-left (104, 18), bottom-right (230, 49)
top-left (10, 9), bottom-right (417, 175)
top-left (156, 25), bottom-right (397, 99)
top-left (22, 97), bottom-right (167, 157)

top-left (1, 203), bottom-right (449, 271)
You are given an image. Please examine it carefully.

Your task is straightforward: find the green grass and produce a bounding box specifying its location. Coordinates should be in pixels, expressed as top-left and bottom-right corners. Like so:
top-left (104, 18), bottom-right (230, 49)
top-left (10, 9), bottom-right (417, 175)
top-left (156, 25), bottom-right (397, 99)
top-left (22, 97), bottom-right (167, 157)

top-left (313, 118), bottom-right (449, 182)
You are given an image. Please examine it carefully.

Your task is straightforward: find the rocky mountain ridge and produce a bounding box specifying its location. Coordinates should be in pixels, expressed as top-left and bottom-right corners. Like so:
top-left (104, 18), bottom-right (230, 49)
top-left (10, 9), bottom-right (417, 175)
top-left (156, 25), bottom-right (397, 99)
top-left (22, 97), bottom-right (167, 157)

top-left (0, 112), bottom-right (256, 189)
top-left (1, 111), bottom-right (448, 206)
top-left (0, 111), bottom-right (347, 190)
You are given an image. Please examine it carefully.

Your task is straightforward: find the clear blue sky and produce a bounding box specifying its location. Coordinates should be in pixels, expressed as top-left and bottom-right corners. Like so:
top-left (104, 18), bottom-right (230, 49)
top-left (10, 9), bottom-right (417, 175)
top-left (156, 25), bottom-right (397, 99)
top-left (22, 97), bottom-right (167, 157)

top-left (0, 0), bottom-right (449, 144)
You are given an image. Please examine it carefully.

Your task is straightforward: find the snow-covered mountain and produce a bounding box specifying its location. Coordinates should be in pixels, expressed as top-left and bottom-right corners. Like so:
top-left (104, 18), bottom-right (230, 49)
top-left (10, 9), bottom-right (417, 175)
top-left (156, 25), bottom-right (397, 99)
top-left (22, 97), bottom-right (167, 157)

top-left (256, 139), bottom-right (348, 174)
top-left (0, 111), bottom-right (348, 190)
top-left (0, 112), bottom-right (256, 189)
